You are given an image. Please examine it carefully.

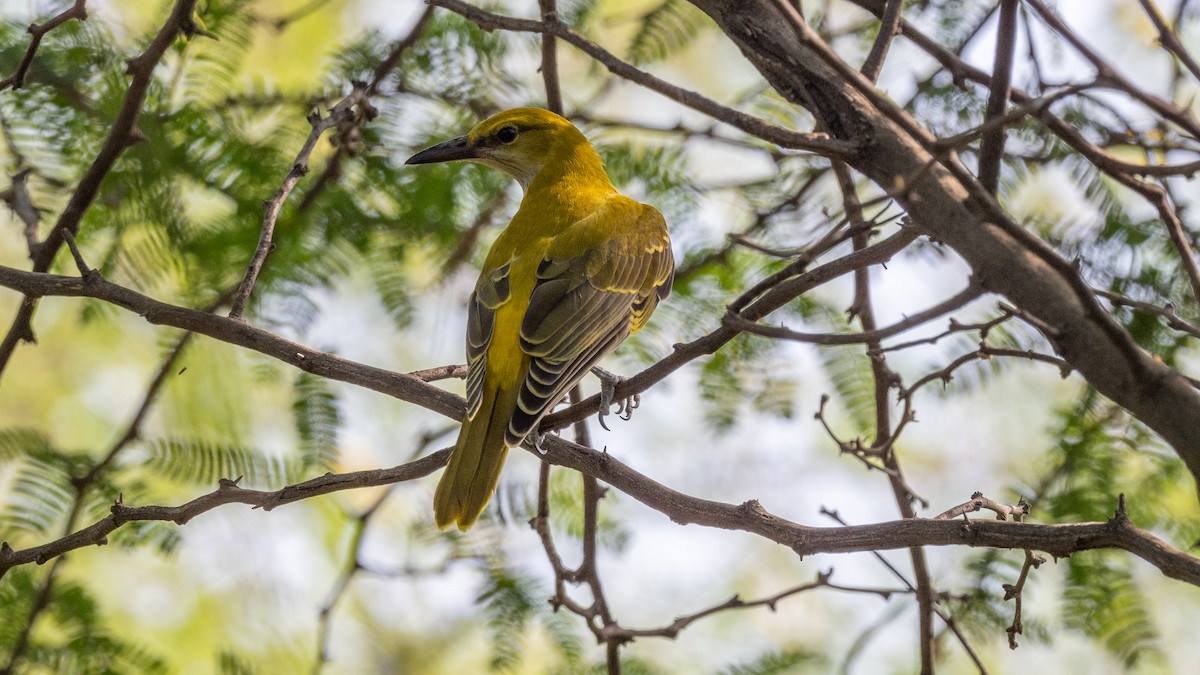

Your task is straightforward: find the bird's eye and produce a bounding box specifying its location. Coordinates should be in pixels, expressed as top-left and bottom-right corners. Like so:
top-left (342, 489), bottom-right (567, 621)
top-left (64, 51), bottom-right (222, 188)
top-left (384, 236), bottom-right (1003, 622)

top-left (497, 126), bottom-right (519, 144)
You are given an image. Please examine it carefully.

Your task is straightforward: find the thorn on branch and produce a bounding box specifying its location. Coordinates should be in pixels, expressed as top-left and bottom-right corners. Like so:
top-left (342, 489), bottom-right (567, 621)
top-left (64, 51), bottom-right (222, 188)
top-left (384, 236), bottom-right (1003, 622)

top-left (1112, 492), bottom-right (1129, 524)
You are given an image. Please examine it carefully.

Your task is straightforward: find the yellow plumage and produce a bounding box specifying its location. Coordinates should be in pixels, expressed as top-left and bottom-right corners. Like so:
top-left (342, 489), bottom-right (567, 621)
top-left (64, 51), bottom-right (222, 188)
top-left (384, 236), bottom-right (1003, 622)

top-left (407, 108), bottom-right (673, 530)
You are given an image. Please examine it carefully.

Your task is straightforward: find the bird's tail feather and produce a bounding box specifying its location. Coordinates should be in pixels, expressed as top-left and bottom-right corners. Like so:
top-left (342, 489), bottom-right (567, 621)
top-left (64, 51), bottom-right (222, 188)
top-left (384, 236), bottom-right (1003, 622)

top-left (434, 382), bottom-right (520, 530)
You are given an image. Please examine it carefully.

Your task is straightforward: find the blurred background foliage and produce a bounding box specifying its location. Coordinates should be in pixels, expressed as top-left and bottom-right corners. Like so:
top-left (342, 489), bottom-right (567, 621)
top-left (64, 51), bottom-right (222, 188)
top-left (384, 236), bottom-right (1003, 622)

top-left (1, 0), bottom-right (1199, 673)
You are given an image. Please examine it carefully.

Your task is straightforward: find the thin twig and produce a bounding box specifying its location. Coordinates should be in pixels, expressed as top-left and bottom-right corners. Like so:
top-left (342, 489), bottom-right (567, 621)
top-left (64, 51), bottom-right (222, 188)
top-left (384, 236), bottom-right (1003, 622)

top-left (724, 282), bottom-right (981, 346)
top-left (935, 492), bottom-right (1031, 522)
top-left (0, 0), bottom-right (89, 91)
top-left (1095, 288), bottom-right (1200, 339)
top-left (1024, 0), bottom-right (1200, 140)
top-left (228, 86), bottom-right (376, 318)
top-left (1003, 549), bottom-right (1045, 649)
top-left (0, 170), bottom-right (41, 259)
top-left (1137, 0), bottom-right (1200, 84)
top-left (821, 508), bottom-right (990, 674)
top-left (367, 7), bottom-right (436, 94)
top-left (832, 160), bottom-right (935, 674)
top-left (605, 570), bottom-right (902, 639)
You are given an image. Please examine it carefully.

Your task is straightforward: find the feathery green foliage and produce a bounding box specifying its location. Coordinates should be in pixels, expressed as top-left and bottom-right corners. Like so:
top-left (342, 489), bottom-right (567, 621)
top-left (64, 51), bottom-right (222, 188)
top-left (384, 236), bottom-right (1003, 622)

top-left (715, 648), bottom-right (825, 675)
top-left (293, 371), bottom-right (342, 471)
top-left (625, 0), bottom-right (714, 66)
top-left (142, 438), bottom-right (296, 488)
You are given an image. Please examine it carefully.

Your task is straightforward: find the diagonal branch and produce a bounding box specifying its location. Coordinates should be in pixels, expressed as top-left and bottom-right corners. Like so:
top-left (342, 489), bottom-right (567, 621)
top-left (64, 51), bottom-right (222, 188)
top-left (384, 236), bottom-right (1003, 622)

top-left (0, 264), bottom-right (465, 419)
top-left (228, 86), bottom-right (376, 318)
top-left (427, 0), bottom-right (855, 157)
top-left (0, 0), bottom-right (89, 92)
top-left (724, 281), bottom-right (981, 346)
top-left (1136, 0), bottom-right (1200, 85)
top-left (860, 0), bottom-right (903, 82)
top-left (0, 450), bottom-right (451, 579)
top-left (1024, 0), bottom-right (1200, 140)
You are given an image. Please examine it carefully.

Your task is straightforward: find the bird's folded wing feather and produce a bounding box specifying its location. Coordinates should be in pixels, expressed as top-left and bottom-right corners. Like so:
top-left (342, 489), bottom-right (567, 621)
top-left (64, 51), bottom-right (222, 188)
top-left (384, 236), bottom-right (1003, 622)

top-left (464, 262), bottom-right (510, 419)
top-left (504, 205), bottom-right (674, 445)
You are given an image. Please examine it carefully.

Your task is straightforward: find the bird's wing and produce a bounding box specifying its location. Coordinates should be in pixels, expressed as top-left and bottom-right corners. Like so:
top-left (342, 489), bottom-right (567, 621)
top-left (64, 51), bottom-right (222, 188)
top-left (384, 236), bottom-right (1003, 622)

top-left (504, 204), bottom-right (673, 445)
top-left (464, 261), bottom-right (511, 420)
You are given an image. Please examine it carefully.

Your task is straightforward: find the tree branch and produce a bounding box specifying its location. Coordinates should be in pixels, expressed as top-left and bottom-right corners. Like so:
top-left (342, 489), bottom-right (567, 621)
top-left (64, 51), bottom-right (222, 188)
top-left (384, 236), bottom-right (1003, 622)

top-left (426, 0), bottom-right (855, 157)
top-left (1136, 0), bottom-right (1200, 85)
top-left (228, 86), bottom-right (376, 318)
top-left (8, 439), bottom-right (1199, 589)
top-left (977, 0), bottom-right (1019, 194)
top-left (0, 0), bottom-right (89, 92)
top-left (0, 450), bottom-right (451, 579)
top-left (0, 265), bottom-right (464, 420)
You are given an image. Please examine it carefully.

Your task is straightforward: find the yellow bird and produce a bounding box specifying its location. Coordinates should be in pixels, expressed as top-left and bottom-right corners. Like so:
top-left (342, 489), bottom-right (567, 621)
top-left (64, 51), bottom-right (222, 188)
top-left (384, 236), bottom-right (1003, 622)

top-left (407, 108), bottom-right (674, 530)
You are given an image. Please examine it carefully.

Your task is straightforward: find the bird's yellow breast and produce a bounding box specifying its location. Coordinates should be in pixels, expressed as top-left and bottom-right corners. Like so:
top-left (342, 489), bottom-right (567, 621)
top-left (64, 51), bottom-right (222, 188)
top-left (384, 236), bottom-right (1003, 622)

top-left (484, 243), bottom-right (545, 387)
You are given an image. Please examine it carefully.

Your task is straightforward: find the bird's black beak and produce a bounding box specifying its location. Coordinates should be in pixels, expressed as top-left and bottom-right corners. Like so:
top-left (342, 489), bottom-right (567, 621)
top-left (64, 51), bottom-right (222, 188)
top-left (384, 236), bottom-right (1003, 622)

top-left (405, 135), bottom-right (481, 165)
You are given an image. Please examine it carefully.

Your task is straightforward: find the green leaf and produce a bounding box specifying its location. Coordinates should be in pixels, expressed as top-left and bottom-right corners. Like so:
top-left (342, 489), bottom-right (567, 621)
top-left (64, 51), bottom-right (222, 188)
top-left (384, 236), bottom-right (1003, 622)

top-left (1063, 554), bottom-right (1163, 668)
top-left (0, 456), bottom-right (75, 538)
top-left (292, 372), bottom-right (342, 471)
top-left (715, 648), bottom-right (825, 675)
top-left (626, 0), bottom-right (713, 66)
top-left (142, 438), bottom-right (296, 488)
top-left (0, 428), bottom-right (55, 462)
top-left (478, 566), bottom-right (539, 672)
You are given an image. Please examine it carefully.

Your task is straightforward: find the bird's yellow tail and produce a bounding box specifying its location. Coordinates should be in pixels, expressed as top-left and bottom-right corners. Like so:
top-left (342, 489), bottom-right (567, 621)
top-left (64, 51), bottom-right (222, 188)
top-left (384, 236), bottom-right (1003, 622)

top-left (434, 381), bottom-right (521, 530)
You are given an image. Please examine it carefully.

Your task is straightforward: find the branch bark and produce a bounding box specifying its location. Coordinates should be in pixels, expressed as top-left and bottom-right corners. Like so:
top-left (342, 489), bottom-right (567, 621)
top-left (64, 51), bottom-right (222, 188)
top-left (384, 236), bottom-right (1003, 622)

top-left (6, 436), bottom-right (1199, 590)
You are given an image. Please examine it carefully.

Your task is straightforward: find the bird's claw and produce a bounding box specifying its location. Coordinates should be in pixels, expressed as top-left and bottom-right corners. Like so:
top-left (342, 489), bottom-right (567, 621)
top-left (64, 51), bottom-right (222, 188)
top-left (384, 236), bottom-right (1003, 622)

top-left (593, 366), bottom-right (640, 431)
top-left (531, 429), bottom-right (549, 455)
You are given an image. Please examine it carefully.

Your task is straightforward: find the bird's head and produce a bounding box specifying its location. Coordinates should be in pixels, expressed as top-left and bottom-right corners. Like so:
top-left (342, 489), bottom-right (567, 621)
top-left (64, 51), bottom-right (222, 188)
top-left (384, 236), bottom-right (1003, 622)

top-left (405, 108), bottom-right (594, 189)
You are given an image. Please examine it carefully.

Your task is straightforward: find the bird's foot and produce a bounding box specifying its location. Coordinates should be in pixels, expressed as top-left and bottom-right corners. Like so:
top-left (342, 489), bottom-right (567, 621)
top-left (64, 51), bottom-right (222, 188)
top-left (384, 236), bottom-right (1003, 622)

top-left (592, 366), bottom-right (640, 431)
top-left (531, 428), bottom-right (550, 455)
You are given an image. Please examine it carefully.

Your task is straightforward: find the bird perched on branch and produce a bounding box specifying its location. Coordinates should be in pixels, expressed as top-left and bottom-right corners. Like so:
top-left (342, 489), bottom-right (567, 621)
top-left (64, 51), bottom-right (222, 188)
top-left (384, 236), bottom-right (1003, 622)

top-left (407, 108), bottom-right (674, 530)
